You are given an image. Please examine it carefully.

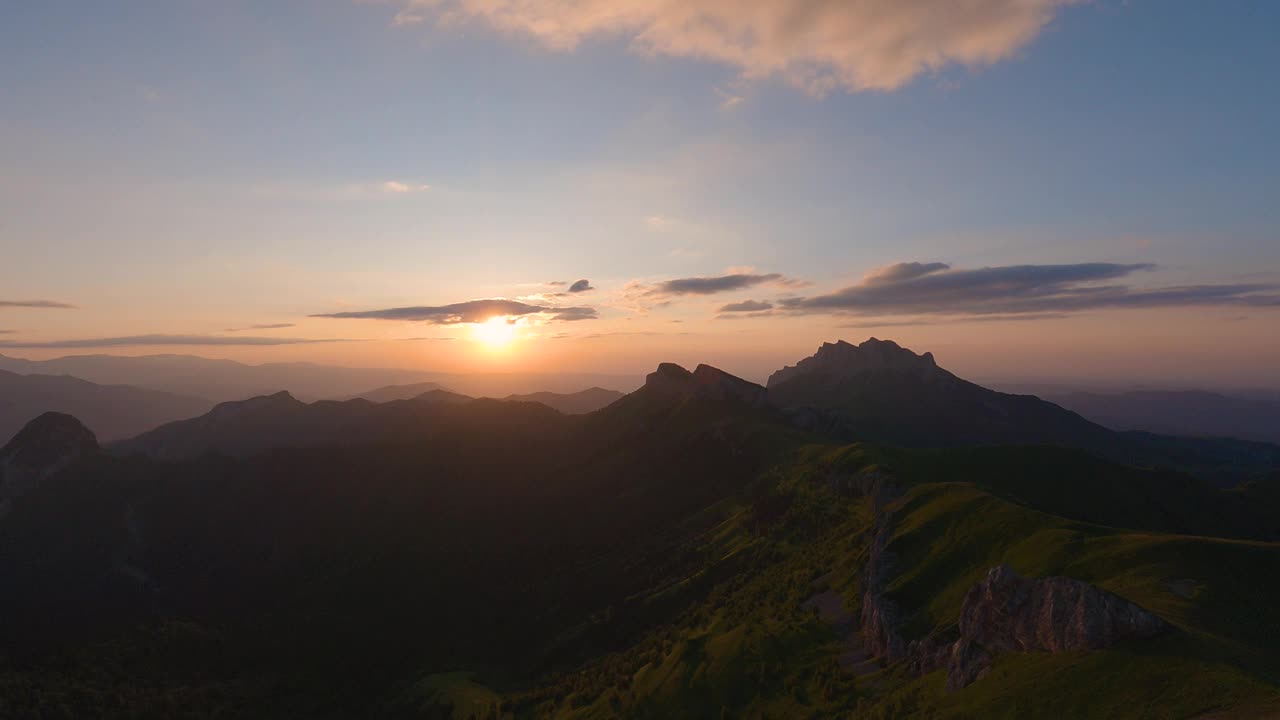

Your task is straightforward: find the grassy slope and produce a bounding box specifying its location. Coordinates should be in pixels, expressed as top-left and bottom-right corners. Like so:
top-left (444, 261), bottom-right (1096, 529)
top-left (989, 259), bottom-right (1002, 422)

top-left (520, 443), bottom-right (1280, 719)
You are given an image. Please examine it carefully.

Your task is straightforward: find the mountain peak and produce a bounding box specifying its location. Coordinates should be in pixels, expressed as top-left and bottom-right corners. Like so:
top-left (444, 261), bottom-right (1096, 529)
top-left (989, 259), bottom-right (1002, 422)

top-left (3, 412), bottom-right (99, 463)
top-left (1, 412), bottom-right (99, 515)
top-left (642, 362), bottom-right (767, 406)
top-left (767, 338), bottom-right (938, 388)
top-left (207, 390), bottom-right (303, 419)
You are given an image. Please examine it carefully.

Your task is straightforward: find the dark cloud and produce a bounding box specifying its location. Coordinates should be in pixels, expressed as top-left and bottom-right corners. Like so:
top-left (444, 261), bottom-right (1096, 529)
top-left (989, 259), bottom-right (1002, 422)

top-left (780, 262), bottom-right (1280, 317)
top-left (648, 273), bottom-right (790, 296)
top-left (718, 299), bottom-right (774, 313)
top-left (863, 262), bottom-right (951, 285)
top-left (0, 300), bottom-right (76, 309)
top-left (568, 279), bottom-right (594, 293)
top-left (549, 306), bottom-right (599, 321)
top-left (225, 323), bottom-right (297, 331)
top-left (0, 335), bottom-right (354, 348)
top-left (840, 313), bottom-right (1070, 328)
top-left (312, 298), bottom-right (597, 324)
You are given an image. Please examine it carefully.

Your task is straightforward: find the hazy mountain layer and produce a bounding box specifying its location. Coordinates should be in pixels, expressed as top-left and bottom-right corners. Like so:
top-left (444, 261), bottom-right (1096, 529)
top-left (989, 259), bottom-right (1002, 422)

top-left (0, 369), bottom-right (211, 444)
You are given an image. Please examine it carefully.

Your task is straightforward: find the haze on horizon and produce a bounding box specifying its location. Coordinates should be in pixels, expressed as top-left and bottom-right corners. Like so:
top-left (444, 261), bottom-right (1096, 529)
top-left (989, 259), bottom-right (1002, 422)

top-left (3, 1), bottom-right (1279, 389)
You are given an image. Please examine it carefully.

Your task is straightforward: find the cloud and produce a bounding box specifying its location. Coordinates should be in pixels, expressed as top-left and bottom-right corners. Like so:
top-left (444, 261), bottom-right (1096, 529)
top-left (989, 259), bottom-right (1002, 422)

top-left (0, 300), bottom-right (76, 309)
top-left (647, 272), bottom-right (793, 296)
top-left (645, 215), bottom-right (671, 230)
top-left (781, 262), bottom-right (1280, 317)
top-left (382, 180), bottom-right (431, 193)
top-left (386, 0), bottom-right (1076, 94)
top-left (862, 261), bottom-right (952, 285)
top-left (0, 335), bottom-right (354, 349)
top-left (312, 298), bottom-right (597, 324)
top-left (0, 330), bottom-right (14, 335)
top-left (224, 323), bottom-right (297, 331)
top-left (718, 299), bottom-right (774, 313)
top-left (840, 313), bottom-right (1070, 328)
top-left (568, 279), bottom-right (595, 293)
top-left (714, 87), bottom-right (744, 109)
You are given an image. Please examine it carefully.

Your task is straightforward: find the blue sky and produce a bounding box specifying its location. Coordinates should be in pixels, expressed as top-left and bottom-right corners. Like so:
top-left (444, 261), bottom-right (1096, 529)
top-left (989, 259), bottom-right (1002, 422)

top-left (1, 1), bottom-right (1278, 384)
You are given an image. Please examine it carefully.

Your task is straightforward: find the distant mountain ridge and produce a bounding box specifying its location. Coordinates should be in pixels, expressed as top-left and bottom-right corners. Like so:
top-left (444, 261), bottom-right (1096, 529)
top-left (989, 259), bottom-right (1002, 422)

top-left (502, 387), bottom-right (624, 414)
top-left (112, 390), bottom-right (562, 460)
top-left (0, 369), bottom-right (211, 444)
top-left (1045, 389), bottom-right (1280, 444)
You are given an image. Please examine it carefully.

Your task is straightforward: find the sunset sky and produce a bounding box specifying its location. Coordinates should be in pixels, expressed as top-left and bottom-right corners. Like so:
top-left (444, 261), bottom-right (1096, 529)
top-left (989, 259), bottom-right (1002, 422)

top-left (2, 1), bottom-right (1278, 386)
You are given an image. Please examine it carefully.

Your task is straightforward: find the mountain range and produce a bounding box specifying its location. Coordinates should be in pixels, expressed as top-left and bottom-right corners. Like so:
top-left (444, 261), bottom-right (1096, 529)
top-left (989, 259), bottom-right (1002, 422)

top-left (1, 338), bottom-right (1277, 718)
top-left (0, 352), bottom-right (641, 403)
top-left (1044, 389), bottom-right (1280, 444)
top-left (0, 369), bottom-right (211, 444)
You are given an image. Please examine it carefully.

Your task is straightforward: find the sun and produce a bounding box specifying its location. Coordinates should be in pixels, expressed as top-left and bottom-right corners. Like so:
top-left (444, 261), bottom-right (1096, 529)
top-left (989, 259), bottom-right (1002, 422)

top-left (471, 315), bottom-right (518, 350)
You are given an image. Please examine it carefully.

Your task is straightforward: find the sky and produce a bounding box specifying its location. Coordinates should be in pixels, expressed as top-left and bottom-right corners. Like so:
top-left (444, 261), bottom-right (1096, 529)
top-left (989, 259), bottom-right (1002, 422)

top-left (1, 0), bottom-right (1278, 387)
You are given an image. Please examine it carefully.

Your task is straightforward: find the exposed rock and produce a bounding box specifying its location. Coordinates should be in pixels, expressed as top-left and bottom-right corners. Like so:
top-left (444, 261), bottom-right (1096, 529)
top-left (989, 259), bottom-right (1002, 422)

top-left (0, 412), bottom-right (99, 516)
top-left (944, 638), bottom-right (993, 691)
top-left (957, 564), bottom-right (1168, 656)
top-left (767, 338), bottom-right (939, 389)
top-left (859, 482), bottom-right (908, 662)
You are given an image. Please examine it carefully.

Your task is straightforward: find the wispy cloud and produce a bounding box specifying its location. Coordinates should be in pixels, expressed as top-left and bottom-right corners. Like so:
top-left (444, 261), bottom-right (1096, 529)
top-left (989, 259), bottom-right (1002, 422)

top-left (0, 300), bottom-right (76, 309)
top-left (645, 272), bottom-right (798, 297)
top-left (382, 180), bottom-right (431, 193)
top-left (840, 313), bottom-right (1071, 328)
top-left (224, 323), bottom-right (297, 331)
top-left (718, 299), bottom-right (773, 313)
top-left (312, 298), bottom-right (597, 324)
top-left (0, 335), bottom-right (355, 348)
top-left (384, 0), bottom-right (1076, 94)
top-left (714, 86), bottom-right (745, 109)
top-left (781, 262), bottom-right (1280, 317)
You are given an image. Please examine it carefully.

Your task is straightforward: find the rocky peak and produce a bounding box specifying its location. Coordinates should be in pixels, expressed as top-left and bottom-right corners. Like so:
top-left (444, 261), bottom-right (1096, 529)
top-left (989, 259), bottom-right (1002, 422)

top-left (1, 412), bottom-right (99, 516)
top-left (642, 362), bottom-right (767, 407)
top-left (767, 338), bottom-right (939, 388)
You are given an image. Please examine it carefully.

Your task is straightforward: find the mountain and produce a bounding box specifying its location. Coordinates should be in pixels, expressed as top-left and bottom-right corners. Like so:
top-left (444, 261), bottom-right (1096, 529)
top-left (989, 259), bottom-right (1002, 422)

top-left (2, 358), bottom-right (1278, 718)
top-left (0, 353), bottom-right (644, 404)
top-left (502, 387), bottom-right (625, 414)
top-left (0, 412), bottom-right (98, 516)
top-left (1044, 389), bottom-right (1280, 444)
top-left (0, 353), bottom-right (438, 404)
top-left (113, 389), bottom-right (533, 460)
top-left (767, 338), bottom-right (1113, 449)
top-left (0, 369), bottom-right (212, 444)
top-left (348, 381), bottom-right (451, 403)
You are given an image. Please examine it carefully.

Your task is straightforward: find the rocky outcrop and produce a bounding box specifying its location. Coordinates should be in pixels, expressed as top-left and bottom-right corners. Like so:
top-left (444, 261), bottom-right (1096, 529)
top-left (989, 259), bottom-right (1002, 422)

top-left (897, 565), bottom-right (1169, 691)
top-left (854, 495), bottom-right (1169, 692)
top-left (767, 338), bottom-right (940, 388)
top-left (947, 565), bottom-right (1168, 686)
top-left (0, 412), bottom-right (98, 516)
top-left (643, 363), bottom-right (768, 407)
top-left (859, 476), bottom-right (907, 662)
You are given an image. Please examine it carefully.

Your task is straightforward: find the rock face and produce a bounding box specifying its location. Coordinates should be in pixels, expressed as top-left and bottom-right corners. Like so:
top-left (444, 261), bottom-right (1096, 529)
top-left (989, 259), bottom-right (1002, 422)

top-left (643, 363), bottom-right (768, 407)
top-left (930, 565), bottom-right (1168, 691)
top-left (957, 563), bottom-right (1168, 655)
top-left (767, 338), bottom-right (939, 388)
top-left (852, 488), bottom-right (1169, 693)
top-left (0, 412), bottom-right (99, 516)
